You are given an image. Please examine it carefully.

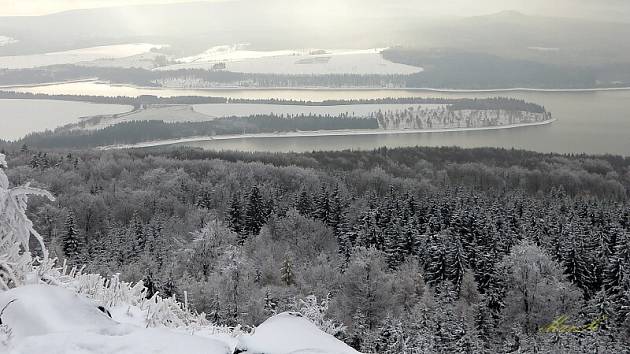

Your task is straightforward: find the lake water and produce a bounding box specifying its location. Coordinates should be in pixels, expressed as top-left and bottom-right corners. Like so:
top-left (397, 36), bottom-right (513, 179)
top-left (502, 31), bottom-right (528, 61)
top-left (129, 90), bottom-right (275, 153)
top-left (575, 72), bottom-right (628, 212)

top-left (0, 99), bottom-right (132, 141)
top-left (4, 82), bottom-right (630, 155)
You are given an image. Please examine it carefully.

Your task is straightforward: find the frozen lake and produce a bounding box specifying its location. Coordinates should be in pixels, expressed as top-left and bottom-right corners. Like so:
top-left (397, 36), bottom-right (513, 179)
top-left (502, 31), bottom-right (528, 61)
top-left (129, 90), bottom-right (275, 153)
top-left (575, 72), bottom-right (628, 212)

top-left (0, 99), bottom-right (132, 141)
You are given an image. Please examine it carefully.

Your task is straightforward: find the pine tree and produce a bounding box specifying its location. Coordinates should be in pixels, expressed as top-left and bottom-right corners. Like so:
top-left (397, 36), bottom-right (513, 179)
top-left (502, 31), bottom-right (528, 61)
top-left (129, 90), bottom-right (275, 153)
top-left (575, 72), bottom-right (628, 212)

top-left (602, 230), bottom-right (630, 323)
top-left (563, 238), bottom-right (596, 298)
top-left (313, 185), bottom-right (330, 223)
top-left (227, 193), bottom-right (243, 235)
top-left (295, 190), bottom-right (313, 216)
top-left (328, 186), bottom-right (345, 233)
top-left (130, 211), bottom-right (145, 257)
top-left (384, 218), bottom-right (405, 269)
top-left (62, 211), bottom-right (83, 264)
top-left (244, 186), bottom-right (266, 238)
top-left (446, 237), bottom-right (467, 293)
top-left (425, 236), bottom-right (448, 286)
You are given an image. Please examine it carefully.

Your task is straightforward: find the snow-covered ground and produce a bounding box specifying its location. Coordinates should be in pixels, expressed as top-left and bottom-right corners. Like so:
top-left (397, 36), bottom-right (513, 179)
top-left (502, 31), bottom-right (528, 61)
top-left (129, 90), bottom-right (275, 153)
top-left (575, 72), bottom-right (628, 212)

top-left (0, 43), bottom-right (163, 69)
top-left (156, 45), bottom-right (423, 75)
top-left (0, 285), bottom-right (359, 354)
top-left (0, 36), bottom-right (18, 47)
top-left (76, 52), bottom-right (171, 70)
top-left (235, 312), bottom-right (359, 354)
top-left (89, 105), bottom-right (211, 129)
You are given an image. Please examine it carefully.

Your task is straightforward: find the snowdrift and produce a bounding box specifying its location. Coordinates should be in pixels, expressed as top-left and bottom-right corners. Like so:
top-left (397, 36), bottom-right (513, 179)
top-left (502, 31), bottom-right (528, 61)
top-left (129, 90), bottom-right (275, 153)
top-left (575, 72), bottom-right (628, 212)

top-left (0, 285), bottom-right (358, 354)
top-left (0, 285), bottom-right (231, 354)
top-left (236, 312), bottom-right (360, 354)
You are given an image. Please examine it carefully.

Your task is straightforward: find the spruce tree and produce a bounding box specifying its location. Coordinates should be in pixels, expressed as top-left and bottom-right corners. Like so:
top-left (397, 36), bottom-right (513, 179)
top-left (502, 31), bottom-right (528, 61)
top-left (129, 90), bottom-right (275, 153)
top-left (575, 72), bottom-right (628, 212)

top-left (446, 237), bottom-right (466, 293)
top-left (130, 211), bottom-right (145, 257)
top-left (313, 185), bottom-right (330, 223)
top-left (295, 190), bottom-right (313, 216)
top-left (227, 193), bottom-right (243, 235)
top-left (425, 236), bottom-right (448, 286)
top-left (563, 237), bottom-right (596, 298)
top-left (62, 211), bottom-right (83, 264)
top-left (244, 186), bottom-right (265, 237)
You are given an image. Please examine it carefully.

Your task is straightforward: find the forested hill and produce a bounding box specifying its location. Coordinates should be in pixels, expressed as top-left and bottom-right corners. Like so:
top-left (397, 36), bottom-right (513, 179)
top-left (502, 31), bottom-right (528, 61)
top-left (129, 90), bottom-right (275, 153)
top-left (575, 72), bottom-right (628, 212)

top-left (0, 91), bottom-right (545, 112)
top-left (2, 146), bottom-right (629, 352)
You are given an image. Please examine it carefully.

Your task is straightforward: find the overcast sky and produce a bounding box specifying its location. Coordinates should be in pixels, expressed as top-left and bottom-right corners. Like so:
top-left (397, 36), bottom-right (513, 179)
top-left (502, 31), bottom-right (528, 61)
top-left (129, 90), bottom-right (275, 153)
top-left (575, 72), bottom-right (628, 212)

top-left (0, 0), bottom-right (627, 22)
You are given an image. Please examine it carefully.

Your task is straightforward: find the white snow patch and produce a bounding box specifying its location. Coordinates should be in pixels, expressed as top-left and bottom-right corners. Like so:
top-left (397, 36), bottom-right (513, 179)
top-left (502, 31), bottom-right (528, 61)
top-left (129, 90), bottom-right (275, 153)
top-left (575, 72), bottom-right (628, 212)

top-left (236, 312), bottom-right (360, 354)
top-left (0, 36), bottom-right (18, 47)
top-left (178, 43), bottom-right (297, 63)
top-left (77, 52), bottom-right (171, 70)
top-left (158, 45), bottom-right (423, 75)
top-left (0, 285), bottom-right (232, 354)
top-left (527, 47), bottom-right (560, 52)
top-left (0, 43), bottom-right (164, 69)
top-left (0, 285), bottom-right (359, 354)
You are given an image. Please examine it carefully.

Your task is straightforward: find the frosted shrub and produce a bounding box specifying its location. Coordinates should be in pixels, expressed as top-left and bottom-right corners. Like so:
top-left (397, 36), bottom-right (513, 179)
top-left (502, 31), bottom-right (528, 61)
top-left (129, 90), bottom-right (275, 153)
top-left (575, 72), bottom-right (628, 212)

top-left (0, 153), bottom-right (54, 290)
top-left (296, 294), bottom-right (346, 337)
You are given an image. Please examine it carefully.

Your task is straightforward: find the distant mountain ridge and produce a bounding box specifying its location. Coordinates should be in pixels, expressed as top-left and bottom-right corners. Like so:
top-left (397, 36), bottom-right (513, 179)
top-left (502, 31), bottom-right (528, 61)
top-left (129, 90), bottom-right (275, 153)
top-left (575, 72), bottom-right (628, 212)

top-left (1, 2), bottom-right (629, 67)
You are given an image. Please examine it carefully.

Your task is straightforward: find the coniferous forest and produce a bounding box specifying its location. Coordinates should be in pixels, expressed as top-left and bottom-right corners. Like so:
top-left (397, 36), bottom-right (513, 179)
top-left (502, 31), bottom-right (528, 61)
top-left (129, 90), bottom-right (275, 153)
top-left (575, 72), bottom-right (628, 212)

top-left (3, 145), bottom-right (630, 353)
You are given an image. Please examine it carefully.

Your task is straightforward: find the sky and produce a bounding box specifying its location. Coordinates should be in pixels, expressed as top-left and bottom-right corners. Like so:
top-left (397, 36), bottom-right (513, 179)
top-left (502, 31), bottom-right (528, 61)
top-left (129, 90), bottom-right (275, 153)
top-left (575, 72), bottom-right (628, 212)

top-left (0, 0), bottom-right (226, 16)
top-left (0, 0), bottom-right (627, 22)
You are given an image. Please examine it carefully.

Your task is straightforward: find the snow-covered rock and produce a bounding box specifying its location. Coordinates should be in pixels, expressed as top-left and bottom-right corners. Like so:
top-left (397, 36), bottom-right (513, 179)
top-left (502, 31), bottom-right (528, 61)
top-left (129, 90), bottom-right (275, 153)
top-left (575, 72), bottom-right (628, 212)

top-left (235, 312), bottom-right (360, 354)
top-left (0, 285), bottom-right (232, 354)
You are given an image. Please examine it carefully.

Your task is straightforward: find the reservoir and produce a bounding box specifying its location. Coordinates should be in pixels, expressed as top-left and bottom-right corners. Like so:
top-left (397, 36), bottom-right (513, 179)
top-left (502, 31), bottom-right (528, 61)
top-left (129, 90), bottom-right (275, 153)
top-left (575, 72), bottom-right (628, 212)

top-left (3, 82), bottom-right (630, 155)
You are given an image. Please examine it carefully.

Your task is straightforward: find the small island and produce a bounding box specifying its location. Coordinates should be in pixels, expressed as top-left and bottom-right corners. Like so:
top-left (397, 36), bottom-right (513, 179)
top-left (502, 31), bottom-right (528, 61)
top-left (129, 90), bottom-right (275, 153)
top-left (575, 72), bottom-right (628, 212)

top-left (1, 95), bottom-right (554, 150)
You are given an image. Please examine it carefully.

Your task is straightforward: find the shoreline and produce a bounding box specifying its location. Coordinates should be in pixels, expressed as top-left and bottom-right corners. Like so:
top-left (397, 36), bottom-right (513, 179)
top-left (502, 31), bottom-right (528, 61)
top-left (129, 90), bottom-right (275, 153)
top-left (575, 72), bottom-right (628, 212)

top-left (1, 80), bottom-right (629, 94)
top-left (100, 118), bottom-right (557, 150)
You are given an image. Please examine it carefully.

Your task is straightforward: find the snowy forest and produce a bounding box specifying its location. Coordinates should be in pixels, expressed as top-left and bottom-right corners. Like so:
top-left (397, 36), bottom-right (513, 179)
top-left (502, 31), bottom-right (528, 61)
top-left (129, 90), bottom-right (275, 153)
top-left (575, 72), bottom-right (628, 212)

top-left (1, 146), bottom-right (629, 352)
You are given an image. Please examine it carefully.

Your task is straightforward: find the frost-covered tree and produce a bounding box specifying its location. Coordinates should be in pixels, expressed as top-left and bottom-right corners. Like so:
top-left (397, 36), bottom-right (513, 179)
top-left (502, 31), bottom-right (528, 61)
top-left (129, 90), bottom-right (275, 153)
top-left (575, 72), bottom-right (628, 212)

top-left (498, 241), bottom-right (582, 334)
top-left (296, 294), bottom-right (346, 336)
top-left (0, 153), bottom-right (54, 290)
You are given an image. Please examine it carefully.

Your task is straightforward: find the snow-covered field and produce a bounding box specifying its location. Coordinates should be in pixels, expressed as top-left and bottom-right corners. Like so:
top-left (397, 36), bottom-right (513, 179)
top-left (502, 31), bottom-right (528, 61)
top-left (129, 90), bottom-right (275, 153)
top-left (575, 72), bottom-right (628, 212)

top-left (0, 99), bottom-right (132, 140)
top-left (76, 52), bottom-right (170, 70)
top-left (0, 36), bottom-right (18, 47)
top-left (157, 45), bottom-right (423, 75)
top-left (0, 43), bottom-right (163, 69)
